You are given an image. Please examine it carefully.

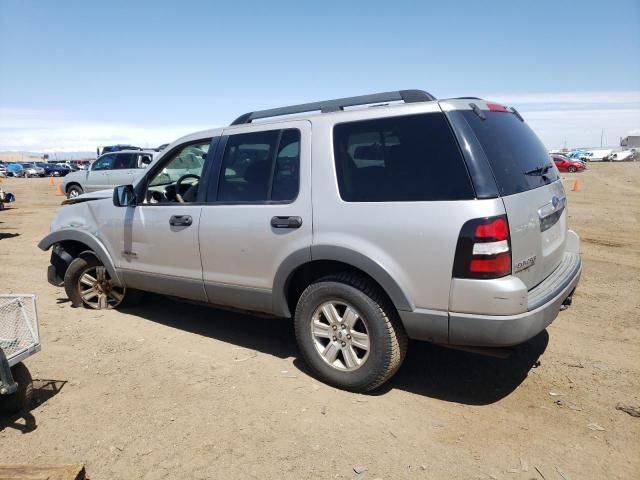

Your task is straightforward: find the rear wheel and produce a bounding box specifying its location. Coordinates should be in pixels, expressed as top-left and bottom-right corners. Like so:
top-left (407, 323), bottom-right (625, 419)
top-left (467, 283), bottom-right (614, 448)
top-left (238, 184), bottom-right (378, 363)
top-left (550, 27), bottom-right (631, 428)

top-left (0, 363), bottom-right (33, 414)
top-left (66, 185), bottom-right (83, 199)
top-left (64, 255), bottom-right (141, 309)
top-left (294, 272), bottom-right (407, 392)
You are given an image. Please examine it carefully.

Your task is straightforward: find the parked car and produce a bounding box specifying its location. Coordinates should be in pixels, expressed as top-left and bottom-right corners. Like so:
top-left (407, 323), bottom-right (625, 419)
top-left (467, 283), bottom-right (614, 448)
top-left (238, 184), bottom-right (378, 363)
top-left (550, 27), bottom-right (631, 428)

top-left (62, 150), bottom-right (155, 198)
top-left (36, 162), bottom-right (70, 176)
top-left (20, 163), bottom-right (46, 177)
top-left (39, 90), bottom-right (581, 392)
top-left (0, 164), bottom-right (7, 178)
top-left (552, 155), bottom-right (585, 172)
top-left (5, 163), bottom-right (25, 177)
top-left (609, 149), bottom-right (636, 161)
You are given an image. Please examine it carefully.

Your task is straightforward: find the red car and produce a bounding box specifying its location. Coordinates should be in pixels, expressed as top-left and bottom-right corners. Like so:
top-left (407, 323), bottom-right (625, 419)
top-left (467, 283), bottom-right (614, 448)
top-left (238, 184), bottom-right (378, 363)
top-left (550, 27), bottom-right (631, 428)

top-left (552, 155), bottom-right (585, 173)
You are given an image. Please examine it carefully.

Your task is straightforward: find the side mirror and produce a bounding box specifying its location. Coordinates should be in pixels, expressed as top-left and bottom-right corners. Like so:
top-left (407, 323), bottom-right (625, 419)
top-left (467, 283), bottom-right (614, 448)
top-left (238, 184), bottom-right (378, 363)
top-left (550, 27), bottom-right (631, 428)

top-left (113, 185), bottom-right (136, 207)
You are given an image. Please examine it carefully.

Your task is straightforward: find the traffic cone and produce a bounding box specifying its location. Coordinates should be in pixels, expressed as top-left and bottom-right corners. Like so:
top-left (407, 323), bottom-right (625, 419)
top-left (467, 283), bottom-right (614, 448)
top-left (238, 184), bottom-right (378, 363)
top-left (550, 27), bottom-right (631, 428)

top-left (571, 179), bottom-right (580, 192)
top-left (55, 184), bottom-right (65, 196)
top-left (48, 177), bottom-right (55, 186)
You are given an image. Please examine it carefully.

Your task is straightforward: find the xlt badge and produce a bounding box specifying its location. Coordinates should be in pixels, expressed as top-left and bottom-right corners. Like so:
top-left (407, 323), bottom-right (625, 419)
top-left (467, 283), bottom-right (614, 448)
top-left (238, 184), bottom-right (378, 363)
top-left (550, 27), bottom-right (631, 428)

top-left (514, 255), bottom-right (536, 273)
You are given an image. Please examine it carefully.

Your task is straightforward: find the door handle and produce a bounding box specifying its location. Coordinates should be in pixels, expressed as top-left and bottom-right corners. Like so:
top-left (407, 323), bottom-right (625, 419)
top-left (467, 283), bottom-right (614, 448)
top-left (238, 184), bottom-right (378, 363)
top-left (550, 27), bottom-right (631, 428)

top-left (270, 216), bottom-right (302, 229)
top-left (169, 215), bottom-right (193, 227)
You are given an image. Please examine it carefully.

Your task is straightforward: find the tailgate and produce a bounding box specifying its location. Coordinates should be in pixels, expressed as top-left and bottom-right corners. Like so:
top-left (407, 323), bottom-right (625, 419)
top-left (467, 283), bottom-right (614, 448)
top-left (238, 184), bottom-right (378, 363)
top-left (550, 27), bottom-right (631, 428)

top-left (502, 180), bottom-right (567, 289)
top-left (450, 101), bottom-right (569, 289)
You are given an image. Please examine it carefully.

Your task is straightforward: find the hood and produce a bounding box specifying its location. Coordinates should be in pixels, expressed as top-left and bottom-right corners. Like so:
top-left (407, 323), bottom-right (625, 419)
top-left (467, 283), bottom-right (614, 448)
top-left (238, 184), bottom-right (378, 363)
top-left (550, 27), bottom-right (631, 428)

top-left (62, 188), bottom-right (113, 205)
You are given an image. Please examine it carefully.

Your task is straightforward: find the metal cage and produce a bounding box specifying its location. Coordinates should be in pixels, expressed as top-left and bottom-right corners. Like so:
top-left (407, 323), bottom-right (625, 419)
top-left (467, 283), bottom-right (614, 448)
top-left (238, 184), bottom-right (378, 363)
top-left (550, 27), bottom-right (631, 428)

top-left (0, 294), bottom-right (41, 368)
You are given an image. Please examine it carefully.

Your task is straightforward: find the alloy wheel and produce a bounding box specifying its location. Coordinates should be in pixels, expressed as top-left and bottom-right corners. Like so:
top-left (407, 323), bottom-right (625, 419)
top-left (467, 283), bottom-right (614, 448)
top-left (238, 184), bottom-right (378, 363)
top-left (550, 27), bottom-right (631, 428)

top-left (77, 265), bottom-right (125, 309)
top-left (310, 300), bottom-right (370, 371)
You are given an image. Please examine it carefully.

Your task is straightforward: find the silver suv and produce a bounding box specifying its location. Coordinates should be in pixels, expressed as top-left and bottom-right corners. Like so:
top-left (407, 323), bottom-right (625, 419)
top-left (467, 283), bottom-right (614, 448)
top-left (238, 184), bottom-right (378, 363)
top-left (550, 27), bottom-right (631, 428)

top-left (39, 90), bottom-right (581, 391)
top-left (62, 150), bottom-right (155, 199)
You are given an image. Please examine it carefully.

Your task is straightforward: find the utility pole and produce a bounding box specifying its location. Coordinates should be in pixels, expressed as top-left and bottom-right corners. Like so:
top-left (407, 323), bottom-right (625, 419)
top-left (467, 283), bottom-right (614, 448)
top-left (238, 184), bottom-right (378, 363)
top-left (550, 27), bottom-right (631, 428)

top-left (601, 129), bottom-right (604, 147)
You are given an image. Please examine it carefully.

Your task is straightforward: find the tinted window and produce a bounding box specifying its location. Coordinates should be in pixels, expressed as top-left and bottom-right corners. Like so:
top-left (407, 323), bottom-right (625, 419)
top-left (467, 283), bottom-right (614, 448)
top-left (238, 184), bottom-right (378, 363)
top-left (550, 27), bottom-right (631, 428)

top-left (113, 153), bottom-right (137, 169)
top-left (461, 111), bottom-right (558, 196)
top-left (333, 113), bottom-right (474, 202)
top-left (92, 154), bottom-right (115, 171)
top-left (218, 129), bottom-right (300, 202)
top-left (271, 129), bottom-right (300, 201)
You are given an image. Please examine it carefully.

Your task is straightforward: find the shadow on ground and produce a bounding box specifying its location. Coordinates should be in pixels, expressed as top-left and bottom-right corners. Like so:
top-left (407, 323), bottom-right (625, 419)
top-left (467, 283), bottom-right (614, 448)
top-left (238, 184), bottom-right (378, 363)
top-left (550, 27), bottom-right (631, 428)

top-left (0, 379), bottom-right (67, 434)
top-left (127, 295), bottom-right (547, 405)
top-left (0, 233), bottom-right (20, 240)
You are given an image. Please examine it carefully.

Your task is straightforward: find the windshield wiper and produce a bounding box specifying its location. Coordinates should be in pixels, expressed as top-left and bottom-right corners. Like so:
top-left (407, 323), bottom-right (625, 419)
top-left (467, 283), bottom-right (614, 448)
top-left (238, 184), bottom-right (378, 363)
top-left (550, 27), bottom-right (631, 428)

top-left (524, 165), bottom-right (552, 176)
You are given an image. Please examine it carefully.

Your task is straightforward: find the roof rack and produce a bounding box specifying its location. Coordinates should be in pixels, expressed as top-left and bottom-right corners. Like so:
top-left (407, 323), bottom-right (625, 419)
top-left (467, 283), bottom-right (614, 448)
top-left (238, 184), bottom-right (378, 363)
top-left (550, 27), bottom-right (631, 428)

top-left (230, 89), bottom-right (436, 125)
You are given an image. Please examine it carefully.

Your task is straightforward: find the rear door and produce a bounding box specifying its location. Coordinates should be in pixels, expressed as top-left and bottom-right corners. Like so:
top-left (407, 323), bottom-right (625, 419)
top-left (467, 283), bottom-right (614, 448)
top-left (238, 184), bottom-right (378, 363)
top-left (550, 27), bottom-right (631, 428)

top-left (110, 153), bottom-right (138, 186)
top-left (456, 106), bottom-right (567, 289)
top-left (198, 121), bottom-right (312, 313)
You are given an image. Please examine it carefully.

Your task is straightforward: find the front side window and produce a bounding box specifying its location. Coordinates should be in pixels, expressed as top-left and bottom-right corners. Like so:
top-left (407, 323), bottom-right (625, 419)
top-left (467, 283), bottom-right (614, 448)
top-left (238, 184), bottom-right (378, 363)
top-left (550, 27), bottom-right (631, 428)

top-left (333, 113), bottom-right (474, 202)
top-left (218, 129), bottom-right (300, 202)
top-left (92, 154), bottom-right (115, 171)
top-left (146, 141), bottom-right (210, 203)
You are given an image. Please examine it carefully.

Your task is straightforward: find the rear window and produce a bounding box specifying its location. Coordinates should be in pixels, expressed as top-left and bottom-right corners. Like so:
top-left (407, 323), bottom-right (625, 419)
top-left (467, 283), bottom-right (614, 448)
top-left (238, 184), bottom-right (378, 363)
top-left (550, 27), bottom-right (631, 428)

top-left (461, 110), bottom-right (558, 196)
top-left (333, 113), bottom-right (474, 202)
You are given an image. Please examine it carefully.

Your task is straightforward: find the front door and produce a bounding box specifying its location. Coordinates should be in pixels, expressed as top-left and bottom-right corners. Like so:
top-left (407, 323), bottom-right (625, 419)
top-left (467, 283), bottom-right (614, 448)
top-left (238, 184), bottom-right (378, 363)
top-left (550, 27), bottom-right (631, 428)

top-left (199, 121), bottom-right (312, 314)
top-left (85, 154), bottom-right (115, 192)
top-left (105, 139), bottom-right (213, 301)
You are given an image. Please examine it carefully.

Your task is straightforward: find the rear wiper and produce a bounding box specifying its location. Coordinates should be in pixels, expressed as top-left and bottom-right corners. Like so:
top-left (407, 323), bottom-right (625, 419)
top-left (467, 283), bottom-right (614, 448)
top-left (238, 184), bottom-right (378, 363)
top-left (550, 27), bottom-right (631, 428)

top-left (524, 165), bottom-right (552, 176)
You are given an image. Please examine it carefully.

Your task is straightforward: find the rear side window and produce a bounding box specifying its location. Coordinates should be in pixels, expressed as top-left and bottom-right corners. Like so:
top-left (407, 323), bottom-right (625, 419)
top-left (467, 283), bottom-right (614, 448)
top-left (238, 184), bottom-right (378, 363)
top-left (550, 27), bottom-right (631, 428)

top-left (113, 153), bottom-right (137, 169)
top-left (461, 111), bottom-right (558, 196)
top-left (333, 113), bottom-right (474, 202)
top-left (218, 129), bottom-right (300, 202)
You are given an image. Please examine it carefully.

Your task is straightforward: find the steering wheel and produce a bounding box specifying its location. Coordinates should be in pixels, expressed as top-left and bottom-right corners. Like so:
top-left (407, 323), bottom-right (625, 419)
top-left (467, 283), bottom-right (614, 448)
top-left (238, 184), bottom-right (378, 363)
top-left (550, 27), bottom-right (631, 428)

top-left (175, 174), bottom-right (200, 203)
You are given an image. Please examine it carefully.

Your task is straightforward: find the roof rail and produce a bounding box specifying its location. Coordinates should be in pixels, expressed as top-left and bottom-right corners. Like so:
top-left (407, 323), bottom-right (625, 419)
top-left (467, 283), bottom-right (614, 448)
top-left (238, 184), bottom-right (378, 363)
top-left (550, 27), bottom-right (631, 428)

top-left (230, 89), bottom-right (436, 125)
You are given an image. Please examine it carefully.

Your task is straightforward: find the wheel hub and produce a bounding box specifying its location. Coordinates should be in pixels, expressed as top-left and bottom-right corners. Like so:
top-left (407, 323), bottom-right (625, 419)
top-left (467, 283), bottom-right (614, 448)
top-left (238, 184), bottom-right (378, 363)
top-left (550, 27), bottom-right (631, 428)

top-left (310, 300), bottom-right (370, 371)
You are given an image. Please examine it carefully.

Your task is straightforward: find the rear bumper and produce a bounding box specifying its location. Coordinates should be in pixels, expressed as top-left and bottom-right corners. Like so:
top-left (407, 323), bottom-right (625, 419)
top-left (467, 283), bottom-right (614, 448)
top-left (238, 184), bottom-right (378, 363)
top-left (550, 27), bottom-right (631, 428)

top-left (401, 238), bottom-right (582, 347)
top-left (448, 254), bottom-right (581, 347)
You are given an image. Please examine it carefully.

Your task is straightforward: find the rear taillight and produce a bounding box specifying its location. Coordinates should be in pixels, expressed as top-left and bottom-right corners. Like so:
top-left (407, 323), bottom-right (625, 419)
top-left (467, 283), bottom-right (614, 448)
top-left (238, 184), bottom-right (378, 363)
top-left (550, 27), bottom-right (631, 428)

top-left (453, 215), bottom-right (512, 279)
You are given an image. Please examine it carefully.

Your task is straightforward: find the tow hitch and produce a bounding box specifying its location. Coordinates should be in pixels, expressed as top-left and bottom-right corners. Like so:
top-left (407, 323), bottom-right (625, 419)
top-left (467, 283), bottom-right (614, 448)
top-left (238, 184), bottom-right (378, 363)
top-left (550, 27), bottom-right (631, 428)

top-left (560, 288), bottom-right (576, 310)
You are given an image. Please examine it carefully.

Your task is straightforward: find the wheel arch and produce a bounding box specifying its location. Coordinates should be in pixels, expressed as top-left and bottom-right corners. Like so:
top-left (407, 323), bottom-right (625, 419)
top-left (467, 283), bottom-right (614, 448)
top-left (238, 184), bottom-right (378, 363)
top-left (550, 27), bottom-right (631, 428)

top-left (38, 229), bottom-right (122, 286)
top-left (273, 246), bottom-right (413, 318)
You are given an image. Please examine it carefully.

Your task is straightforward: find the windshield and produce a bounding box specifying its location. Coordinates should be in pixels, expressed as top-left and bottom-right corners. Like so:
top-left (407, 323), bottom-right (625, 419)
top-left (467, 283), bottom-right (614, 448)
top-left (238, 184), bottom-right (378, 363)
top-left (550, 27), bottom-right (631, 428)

top-left (461, 110), bottom-right (558, 196)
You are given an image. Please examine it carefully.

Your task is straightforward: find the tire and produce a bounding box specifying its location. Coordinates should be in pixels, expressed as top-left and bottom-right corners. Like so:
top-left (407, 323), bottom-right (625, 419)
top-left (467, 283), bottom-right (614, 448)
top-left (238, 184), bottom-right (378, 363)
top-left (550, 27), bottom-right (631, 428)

top-left (66, 185), bottom-right (83, 199)
top-left (0, 363), bottom-right (33, 414)
top-left (0, 202), bottom-right (4, 211)
top-left (568, 166), bottom-right (577, 172)
top-left (294, 272), bottom-right (408, 392)
top-left (64, 255), bottom-right (142, 309)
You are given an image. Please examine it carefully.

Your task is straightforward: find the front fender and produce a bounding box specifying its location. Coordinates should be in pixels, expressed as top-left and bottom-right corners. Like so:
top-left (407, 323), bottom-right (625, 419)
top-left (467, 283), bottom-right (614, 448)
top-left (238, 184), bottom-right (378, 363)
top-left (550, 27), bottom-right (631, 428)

top-left (38, 229), bottom-right (122, 286)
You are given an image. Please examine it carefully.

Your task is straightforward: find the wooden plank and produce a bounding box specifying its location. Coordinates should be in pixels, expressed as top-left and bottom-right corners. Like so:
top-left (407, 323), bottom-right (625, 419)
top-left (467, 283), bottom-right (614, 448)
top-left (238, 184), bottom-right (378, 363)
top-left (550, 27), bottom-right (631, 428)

top-left (0, 465), bottom-right (85, 480)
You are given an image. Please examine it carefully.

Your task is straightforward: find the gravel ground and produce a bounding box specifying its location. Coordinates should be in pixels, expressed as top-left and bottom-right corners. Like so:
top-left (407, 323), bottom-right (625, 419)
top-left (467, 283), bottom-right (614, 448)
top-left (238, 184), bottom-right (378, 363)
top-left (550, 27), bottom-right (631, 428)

top-left (0, 163), bottom-right (638, 479)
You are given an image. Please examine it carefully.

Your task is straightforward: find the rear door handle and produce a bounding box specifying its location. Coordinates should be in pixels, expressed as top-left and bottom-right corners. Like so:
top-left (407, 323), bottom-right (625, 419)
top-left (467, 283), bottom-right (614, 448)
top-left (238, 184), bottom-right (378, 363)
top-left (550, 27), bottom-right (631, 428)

top-left (169, 215), bottom-right (192, 227)
top-left (270, 216), bottom-right (302, 229)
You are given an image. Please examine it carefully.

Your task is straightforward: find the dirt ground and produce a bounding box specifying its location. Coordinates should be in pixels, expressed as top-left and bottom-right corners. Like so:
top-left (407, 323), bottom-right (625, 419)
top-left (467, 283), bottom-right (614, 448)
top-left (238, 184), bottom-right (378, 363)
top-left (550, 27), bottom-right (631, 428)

top-left (0, 163), bottom-right (638, 479)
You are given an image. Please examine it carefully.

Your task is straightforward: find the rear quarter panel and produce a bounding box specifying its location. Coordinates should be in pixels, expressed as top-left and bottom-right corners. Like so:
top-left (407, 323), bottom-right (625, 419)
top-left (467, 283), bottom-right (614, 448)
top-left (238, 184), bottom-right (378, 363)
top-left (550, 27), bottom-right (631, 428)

top-left (310, 110), bottom-right (506, 312)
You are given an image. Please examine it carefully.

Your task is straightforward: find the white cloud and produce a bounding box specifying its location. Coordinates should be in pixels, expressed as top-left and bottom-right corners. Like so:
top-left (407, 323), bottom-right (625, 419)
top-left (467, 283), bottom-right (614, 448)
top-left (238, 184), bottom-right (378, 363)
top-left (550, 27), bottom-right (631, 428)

top-left (0, 107), bottom-right (214, 152)
top-left (482, 91), bottom-right (640, 149)
top-left (2, 90), bottom-right (640, 152)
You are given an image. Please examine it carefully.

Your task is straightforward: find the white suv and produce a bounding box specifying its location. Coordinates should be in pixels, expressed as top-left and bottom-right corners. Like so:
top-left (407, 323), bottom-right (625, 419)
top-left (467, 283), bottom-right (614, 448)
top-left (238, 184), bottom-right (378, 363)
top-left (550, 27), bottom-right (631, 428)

top-left (62, 150), bottom-right (155, 198)
top-left (40, 90), bottom-right (581, 391)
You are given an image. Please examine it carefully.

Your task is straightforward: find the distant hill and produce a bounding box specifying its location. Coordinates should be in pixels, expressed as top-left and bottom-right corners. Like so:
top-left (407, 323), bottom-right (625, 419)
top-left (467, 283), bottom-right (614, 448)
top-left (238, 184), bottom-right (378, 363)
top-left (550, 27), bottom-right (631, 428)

top-left (0, 151), bottom-right (96, 162)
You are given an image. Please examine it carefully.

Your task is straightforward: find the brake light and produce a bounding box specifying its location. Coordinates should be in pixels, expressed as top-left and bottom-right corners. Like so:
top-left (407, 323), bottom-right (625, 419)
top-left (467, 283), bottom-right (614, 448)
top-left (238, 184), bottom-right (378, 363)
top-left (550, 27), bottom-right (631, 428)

top-left (487, 103), bottom-right (509, 112)
top-left (453, 215), bottom-right (512, 279)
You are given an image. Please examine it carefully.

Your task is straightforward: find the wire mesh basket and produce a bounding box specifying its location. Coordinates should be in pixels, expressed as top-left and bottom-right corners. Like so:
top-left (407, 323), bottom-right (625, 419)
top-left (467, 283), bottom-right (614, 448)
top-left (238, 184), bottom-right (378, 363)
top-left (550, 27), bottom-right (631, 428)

top-left (0, 295), bottom-right (41, 367)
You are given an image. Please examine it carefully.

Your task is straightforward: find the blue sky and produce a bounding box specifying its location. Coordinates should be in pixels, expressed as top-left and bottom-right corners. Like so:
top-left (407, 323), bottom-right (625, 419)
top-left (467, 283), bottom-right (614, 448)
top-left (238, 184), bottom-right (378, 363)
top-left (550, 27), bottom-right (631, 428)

top-left (1, 0), bottom-right (639, 151)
